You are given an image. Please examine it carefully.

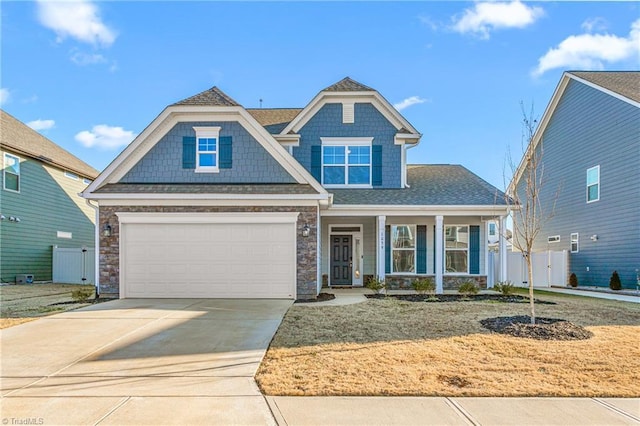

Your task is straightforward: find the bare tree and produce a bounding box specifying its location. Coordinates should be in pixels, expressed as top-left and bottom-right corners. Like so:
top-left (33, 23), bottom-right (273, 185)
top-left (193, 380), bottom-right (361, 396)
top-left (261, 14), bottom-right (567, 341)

top-left (506, 102), bottom-right (557, 324)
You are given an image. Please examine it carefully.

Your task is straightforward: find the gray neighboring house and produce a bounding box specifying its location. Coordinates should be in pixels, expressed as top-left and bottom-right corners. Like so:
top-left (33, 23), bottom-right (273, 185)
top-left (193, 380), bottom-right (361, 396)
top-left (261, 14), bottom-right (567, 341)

top-left (83, 77), bottom-right (510, 300)
top-left (509, 71), bottom-right (639, 288)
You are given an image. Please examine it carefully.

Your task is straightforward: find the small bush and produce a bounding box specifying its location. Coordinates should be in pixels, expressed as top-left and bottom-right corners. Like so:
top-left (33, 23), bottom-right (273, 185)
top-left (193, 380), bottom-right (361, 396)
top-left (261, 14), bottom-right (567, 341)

top-left (365, 276), bottom-right (387, 295)
top-left (609, 271), bottom-right (622, 291)
top-left (71, 288), bottom-right (94, 303)
top-left (412, 277), bottom-right (435, 295)
top-left (458, 281), bottom-right (479, 296)
top-left (494, 281), bottom-right (515, 295)
top-left (569, 273), bottom-right (578, 288)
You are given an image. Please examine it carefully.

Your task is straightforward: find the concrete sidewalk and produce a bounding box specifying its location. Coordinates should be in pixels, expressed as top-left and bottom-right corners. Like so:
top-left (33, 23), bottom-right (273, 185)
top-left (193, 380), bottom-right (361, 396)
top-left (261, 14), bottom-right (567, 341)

top-left (267, 396), bottom-right (640, 425)
top-left (544, 287), bottom-right (640, 303)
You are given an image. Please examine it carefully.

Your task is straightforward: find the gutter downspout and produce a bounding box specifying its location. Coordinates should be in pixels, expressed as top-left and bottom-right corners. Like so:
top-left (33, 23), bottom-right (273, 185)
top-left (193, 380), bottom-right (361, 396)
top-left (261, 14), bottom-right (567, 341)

top-left (404, 143), bottom-right (418, 188)
top-left (84, 197), bottom-right (100, 298)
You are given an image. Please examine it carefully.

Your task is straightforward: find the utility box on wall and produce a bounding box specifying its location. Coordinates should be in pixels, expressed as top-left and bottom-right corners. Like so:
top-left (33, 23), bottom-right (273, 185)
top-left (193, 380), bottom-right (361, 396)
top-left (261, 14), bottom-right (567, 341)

top-left (16, 274), bottom-right (34, 284)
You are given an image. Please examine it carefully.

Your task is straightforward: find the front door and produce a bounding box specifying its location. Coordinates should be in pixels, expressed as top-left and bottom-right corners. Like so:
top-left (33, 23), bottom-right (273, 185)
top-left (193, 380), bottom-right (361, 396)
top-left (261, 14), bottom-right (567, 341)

top-left (331, 235), bottom-right (352, 285)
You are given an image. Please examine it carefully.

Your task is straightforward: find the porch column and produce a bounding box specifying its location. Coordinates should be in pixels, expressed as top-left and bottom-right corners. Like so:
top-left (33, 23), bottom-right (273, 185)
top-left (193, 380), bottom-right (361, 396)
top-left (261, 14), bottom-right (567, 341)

top-left (376, 215), bottom-right (386, 279)
top-left (435, 215), bottom-right (444, 294)
top-left (499, 215), bottom-right (507, 282)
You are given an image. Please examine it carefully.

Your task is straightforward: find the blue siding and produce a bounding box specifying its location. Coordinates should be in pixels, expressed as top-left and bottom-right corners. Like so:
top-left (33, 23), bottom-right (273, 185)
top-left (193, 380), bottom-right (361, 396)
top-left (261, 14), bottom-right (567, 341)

top-left (516, 79), bottom-right (640, 288)
top-left (121, 121), bottom-right (296, 183)
top-left (293, 103), bottom-right (402, 188)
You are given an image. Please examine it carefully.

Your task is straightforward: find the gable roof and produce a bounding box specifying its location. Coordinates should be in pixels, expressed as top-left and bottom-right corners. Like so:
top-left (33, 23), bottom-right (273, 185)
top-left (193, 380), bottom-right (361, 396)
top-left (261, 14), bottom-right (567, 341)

top-left (172, 86), bottom-right (241, 107)
top-left (568, 71), bottom-right (639, 103)
top-left (509, 71), bottom-right (640, 194)
top-left (331, 165), bottom-right (506, 206)
top-left (323, 77), bottom-right (375, 92)
top-left (246, 108), bottom-right (302, 133)
top-left (0, 109), bottom-right (99, 179)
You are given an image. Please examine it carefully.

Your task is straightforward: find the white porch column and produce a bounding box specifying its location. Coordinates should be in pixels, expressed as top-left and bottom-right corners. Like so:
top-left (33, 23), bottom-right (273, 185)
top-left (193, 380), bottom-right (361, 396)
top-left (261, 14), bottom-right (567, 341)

top-left (499, 215), bottom-right (508, 282)
top-left (376, 215), bottom-right (386, 279)
top-left (435, 215), bottom-right (444, 294)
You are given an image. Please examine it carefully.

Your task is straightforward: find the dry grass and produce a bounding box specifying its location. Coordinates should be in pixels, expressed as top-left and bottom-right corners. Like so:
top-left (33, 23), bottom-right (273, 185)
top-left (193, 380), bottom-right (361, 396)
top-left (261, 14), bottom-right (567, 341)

top-left (0, 283), bottom-right (96, 329)
top-left (256, 293), bottom-right (640, 397)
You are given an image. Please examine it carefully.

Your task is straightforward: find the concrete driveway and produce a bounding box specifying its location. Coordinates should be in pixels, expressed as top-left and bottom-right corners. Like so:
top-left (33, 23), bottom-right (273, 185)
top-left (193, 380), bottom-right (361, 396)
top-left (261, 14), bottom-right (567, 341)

top-left (1, 298), bottom-right (292, 425)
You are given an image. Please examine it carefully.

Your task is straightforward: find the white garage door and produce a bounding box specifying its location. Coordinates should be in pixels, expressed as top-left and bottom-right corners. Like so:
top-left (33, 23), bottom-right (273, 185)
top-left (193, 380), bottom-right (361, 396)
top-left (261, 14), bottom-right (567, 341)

top-left (119, 213), bottom-right (297, 299)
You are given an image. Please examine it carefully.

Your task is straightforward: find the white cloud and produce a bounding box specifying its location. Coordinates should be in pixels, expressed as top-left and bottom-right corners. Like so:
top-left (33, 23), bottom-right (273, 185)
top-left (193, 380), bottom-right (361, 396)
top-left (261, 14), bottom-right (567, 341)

top-left (36, 0), bottom-right (116, 47)
top-left (581, 17), bottom-right (608, 33)
top-left (452, 1), bottom-right (544, 39)
top-left (394, 96), bottom-right (429, 111)
top-left (533, 19), bottom-right (640, 77)
top-left (0, 88), bottom-right (10, 105)
top-left (27, 119), bottom-right (55, 131)
top-left (70, 50), bottom-right (107, 66)
top-left (75, 125), bottom-right (136, 149)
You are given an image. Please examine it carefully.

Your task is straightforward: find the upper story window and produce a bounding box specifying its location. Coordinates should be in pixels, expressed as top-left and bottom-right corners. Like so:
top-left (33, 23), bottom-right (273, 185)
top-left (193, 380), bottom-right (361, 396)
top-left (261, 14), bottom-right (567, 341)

top-left (3, 153), bottom-right (20, 192)
top-left (391, 225), bottom-right (415, 273)
top-left (193, 126), bottom-right (221, 172)
top-left (64, 171), bottom-right (79, 180)
top-left (445, 225), bottom-right (469, 273)
top-left (321, 137), bottom-right (372, 187)
top-left (83, 178), bottom-right (92, 185)
top-left (586, 165), bottom-right (599, 203)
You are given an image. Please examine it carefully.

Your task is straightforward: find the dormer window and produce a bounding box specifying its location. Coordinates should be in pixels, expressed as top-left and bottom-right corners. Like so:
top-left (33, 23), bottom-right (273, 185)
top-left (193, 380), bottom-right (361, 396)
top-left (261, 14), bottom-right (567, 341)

top-left (193, 127), bottom-right (221, 172)
top-left (321, 137), bottom-right (372, 187)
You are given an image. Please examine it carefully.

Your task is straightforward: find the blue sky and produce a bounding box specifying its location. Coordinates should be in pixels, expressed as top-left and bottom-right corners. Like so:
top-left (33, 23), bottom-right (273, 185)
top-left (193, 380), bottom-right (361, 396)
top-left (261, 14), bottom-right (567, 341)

top-left (2, 1), bottom-right (638, 189)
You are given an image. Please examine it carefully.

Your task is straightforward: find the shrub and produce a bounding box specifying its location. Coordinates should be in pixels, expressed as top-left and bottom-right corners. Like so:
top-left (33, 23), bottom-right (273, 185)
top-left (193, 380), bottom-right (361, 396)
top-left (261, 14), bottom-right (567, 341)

top-left (494, 280), bottom-right (515, 295)
top-left (569, 273), bottom-right (578, 288)
top-left (412, 277), bottom-right (435, 295)
top-left (609, 271), bottom-right (622, 291)
top-left (71, 288), bottom-right (94, 303)
top-left (365, 276), bottom-right (387, 295)
top-left (458, 281), bottom-right (479, 296)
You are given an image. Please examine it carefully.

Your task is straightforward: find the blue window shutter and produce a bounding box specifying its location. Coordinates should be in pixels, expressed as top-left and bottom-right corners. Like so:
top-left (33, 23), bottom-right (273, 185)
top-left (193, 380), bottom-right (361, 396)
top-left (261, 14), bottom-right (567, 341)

top-left (219, 136), bottom-right (232, 169)
top-left (417, 225), bottom-right (427, 274)
top-left (470, 225), bottom-right (480, 274)
top-left (385, 225), bottom-right (391, 274)
top-left (182, 136), bottom-right (196, 169)
top-left (311, 145), bottom-right (321, 181)
top-left (372, 145), bottom-right (382, 186)
top-left (433, 225), bottom-right (436, 272)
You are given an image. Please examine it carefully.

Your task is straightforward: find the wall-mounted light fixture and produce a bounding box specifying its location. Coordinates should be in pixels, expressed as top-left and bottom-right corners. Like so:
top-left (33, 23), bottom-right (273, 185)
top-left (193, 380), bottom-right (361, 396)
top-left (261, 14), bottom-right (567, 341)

top-left (302, 224), bottom-right (310, 237)
top-left (9, 216), bottom-right (20, 222)
top-left (103, 223), bottom-right (112, 237)
top-left (0, 214), bottom-right (5, 220)
top-left (590, 234), bottom-right (598, 241)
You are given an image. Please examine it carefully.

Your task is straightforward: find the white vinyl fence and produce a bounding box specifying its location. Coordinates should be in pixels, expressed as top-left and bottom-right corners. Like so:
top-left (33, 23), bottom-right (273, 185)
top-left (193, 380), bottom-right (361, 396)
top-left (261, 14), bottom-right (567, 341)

top-left (53, 247), bottom-right (95, 284)
top-left (507, 250), bottom-right (568, 288)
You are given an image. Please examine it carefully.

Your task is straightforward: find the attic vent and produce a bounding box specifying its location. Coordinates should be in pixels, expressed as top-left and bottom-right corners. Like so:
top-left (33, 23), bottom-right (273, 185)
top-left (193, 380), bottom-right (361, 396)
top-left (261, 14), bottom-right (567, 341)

top-left (342, 102), bottom-right (354, 124)
top-left (548, 235), bottom-right (561, 243)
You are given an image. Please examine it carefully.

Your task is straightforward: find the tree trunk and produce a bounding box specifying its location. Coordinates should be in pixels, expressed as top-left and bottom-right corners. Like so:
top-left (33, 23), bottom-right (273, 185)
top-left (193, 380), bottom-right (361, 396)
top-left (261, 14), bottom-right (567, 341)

top-left (526, 254), bottom-right (536, 324)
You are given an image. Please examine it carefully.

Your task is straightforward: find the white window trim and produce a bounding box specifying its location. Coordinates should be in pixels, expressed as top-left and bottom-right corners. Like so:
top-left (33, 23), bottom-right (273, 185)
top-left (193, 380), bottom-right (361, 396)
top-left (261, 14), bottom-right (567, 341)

top-left (444, 225), bottom-right (470, 274)
top-left (83, 178), bottom-right (93, 185)
top-left (3, 153), bottom-right (20, 193)
top-left (320, 137), bottom-right (373, 188)
top-left (570, 233), bottom-right (579, 253)
top-left (193, 126), bottom-right (221, 173)
top-left (64, 171), bottom-right (79, 180)
top-left (586, 165), bottom-right (600, 203)
top-left (390, 224), bottom-right (417, 274)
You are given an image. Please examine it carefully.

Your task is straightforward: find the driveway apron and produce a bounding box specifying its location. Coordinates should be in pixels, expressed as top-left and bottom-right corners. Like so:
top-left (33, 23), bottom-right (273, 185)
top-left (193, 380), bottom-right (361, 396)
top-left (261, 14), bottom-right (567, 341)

top-left (1, 298), bottom-right (291, 425)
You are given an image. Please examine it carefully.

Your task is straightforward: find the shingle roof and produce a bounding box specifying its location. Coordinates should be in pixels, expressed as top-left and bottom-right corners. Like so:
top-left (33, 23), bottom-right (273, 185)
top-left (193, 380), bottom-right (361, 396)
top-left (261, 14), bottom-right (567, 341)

top-left (246, 108), bottom-right (302, 133)
top-left (0, 110), bottom-right (99, 179)
top-left (94, 183), bottom-right (319, 195)
top-left (323, 77), bottom-right (375, 92)
top-left (569, 71), bottom-right (640, 103)
top-left (331, 165), bottom-right (507, 206)
top-left (172, 86), bottom-right (241, 107)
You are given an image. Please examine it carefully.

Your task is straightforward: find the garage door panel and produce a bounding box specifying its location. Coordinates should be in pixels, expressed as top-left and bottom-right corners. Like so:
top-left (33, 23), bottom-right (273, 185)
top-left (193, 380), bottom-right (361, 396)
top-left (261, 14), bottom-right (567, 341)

top-left (122, 220), bottom-right (295, 299)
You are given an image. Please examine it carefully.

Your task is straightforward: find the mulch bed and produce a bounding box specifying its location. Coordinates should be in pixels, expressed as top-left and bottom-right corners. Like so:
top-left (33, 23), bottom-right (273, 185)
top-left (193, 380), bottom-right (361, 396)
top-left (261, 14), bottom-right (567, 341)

top-left (365, 294), bottom-right (556, 304)
top-left (295, 292), bottom-right (336, 304)
top-left (480, 315), bottom-right (594, 340)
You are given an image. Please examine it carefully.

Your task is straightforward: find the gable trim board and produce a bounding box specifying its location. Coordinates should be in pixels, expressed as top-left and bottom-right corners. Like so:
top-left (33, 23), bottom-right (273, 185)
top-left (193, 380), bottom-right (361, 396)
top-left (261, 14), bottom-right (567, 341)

top-left (83, 106), bottom-right (328, 197)
top-left (508, 71), bottom-right (640, 194)
top-left (322, 205), bottom-right (509, 216)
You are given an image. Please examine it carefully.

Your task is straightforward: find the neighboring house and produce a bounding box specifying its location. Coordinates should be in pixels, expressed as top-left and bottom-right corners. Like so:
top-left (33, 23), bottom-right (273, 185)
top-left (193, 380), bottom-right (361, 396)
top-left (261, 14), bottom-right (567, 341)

top-left (83, 78), bottom-right (509, 299)
top-left (509, 71), bottom-right (639, 288)
top-left (0, 110), bottom-right (99, 283)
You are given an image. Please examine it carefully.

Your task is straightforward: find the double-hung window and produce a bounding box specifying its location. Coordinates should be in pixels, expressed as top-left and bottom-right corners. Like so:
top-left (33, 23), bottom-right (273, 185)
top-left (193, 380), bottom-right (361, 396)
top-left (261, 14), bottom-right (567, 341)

top-left (3, 153), bottom-right (20, 192)
top-left (391, 225), bottom-right (415, 273)
top-left (193, 127), bottom-right (221, 172)
top-left (321, 138), bottom-right (372, 187)
top-left (445, 225), bottom-right (469, 273)
top-left (570, 233), bottom-right (579, 253)
top-left (586, 165), bottom-right (599, 202)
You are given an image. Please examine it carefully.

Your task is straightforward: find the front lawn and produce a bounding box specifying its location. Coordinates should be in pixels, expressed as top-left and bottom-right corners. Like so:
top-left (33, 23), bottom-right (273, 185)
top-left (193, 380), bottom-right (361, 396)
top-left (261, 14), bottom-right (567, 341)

top-left (256, 292), bottom-right (640, 397)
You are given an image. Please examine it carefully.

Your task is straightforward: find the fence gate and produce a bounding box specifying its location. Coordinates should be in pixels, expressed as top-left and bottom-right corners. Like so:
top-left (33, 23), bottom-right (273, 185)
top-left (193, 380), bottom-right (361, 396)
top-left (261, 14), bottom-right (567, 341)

top-left (506, 250), bottom-right (568, 287)
top-left (52, 247), bottom-right (95, 284)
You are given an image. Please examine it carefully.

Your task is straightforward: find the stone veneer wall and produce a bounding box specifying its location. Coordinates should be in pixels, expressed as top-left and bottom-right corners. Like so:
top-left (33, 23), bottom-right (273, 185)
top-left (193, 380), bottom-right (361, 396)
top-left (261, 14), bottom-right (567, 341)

top-left (385, 275), bottom-right (488, 290)
top-left (99, 205), bottom-right (318, 299)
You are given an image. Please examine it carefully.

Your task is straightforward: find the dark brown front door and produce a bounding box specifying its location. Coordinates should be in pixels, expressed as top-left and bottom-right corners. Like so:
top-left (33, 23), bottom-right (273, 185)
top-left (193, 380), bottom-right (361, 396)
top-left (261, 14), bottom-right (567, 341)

top-left (331, 235), bottom-right (352, 285)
